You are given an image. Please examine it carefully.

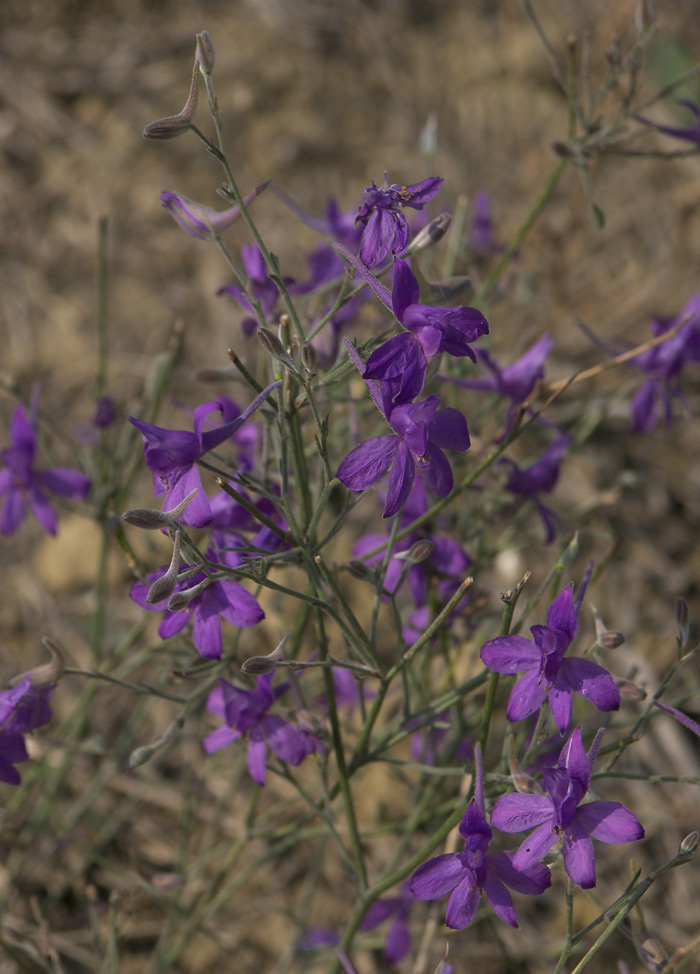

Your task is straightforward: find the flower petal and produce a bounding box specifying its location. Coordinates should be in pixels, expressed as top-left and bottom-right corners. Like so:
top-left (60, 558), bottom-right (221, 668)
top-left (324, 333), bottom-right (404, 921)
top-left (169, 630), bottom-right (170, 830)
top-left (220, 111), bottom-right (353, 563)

top-left (575, 802), bottom-right (644, 844)
top-left (409, 854), bottom-right (465, 899)
top-left (482, 872), bottom-right (518, 927)
top-left (491, 793), bottom-right (553, 833)
top-left (561, 657), bottom-right (620, 713)
top-left (337, 436), bottom-right (398, 491)
top-left (445, 875), bottom-right (481, 930)
top-left (480, 635), bottom-right (540, 674)
top-left (506, 669), bottom-right (548, 723)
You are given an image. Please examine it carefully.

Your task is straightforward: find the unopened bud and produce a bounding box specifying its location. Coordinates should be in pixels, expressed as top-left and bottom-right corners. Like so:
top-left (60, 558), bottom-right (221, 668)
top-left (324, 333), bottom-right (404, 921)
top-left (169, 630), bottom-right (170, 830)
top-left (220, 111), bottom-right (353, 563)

top-left (395, 540), bottom-right (434, 564)
top-left (675, 596), bottom-right (690, 653)
top-left (241, 635), bottom-right (289, 675)
top-left (143, 60), bottom-right (198, 140)
top-left (196, 31), bottom-right (215, 75)
top-left (146, 532), bottom-right (182, 604)
top-left (145, 872), bottom-right (186, 892)
top-left (127, 743), bottom-right (158, 772)
top-left (617, 679), bottom-right (647, 701)
top-left (557, 531), bottom-right (579, 569)
top-left (508, 737), bottom-right (541, 794)
top-left (634, 932), bottom-right (669, 973)
top-left (167, 578), bottom-right (210, 611)
top-left (599, 630), bottom-right (625, 649)
top-left (257, 327), bottom-right (300, 376)
top-left (432, 944), bottom-right (450, 974)
top-left (123, 489), bottom-right (199, 529)
top-left (9, 638), bottom-right (64, 688)
top-left (345, 560), bottom-right (375, 583)
top-left (402, 212), bottom-right (451, 256)
top-left (301, 341), bottom-right (317, 375)
top-left (680, 830), bottom-right (699, 855)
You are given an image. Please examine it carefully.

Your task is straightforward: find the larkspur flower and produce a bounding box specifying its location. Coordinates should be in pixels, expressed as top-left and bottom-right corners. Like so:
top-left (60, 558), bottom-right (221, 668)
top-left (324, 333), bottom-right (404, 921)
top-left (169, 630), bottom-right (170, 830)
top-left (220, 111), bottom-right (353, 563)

top-left (356, 175), bottom-right (444, 266)
top-left (130, 546), bottom-right (264, 660)
top-left (469, 189), bottom-right (498, 255)
top-left (337, 249), bottom-right (488, 403)
top-left (203, 673), bottom-right (311, 785)
top-left (480, 584), bottom-right (620, 734)
top-left (0, 676), bottom-right (55, 785)
top-left (491, 727), bottom-right (644, 888)
top-left (635, 99), bottom-right (700, 146)
top-left (359, 882), bottom-right (414, 963)
top-left (218, 243), bottom-right (294, 337)
top-left (0, 399), bottom-right (91, 536)
top-left (443, 334), bottom-right (553, 418)
top-left (500, 431), bottom-right (571, 542)
top-left (128, 385), bottom-right (278, 528)
top-left (410, 745), bottom-right (550, 928)
top-left (160, 180), bottom-right (269, 241)
top-left (337, 342), bottom-right (470, 518)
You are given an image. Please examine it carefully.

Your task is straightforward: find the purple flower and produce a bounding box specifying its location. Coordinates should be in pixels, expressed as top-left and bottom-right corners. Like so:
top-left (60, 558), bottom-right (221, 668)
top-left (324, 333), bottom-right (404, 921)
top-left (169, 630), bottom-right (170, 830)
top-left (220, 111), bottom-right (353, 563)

top-left (469, 190), bottom-right (499, 255)
top-left (337, 253), bottom-right (488, 404)
top-left (337, 343), bottom-right (470, 517)
top-left (275, 189), bottom-right (362, 247)
top-left (218, 244), bottom-right (293, 337)
top-left (447, 334), bottom-right (553, 405)
top-left (410, 746), bottom-right (550, 928)
top-left (635, 99), bottom-right (700, 146)
top-left (491, 727), bottom-right (644, 888)
top-left (359, 882), bottom-right (414, 963)
top-left (0, 676), bottom-right (55, 785)
top-left (128, 385), bottom-right (277, 528)
top-left (356, 175), bottom-right (444, 266)
top-left (0, 400), bottom-right (91, 536)
top-left (500, 432), bottom-right (571, 542)
top-left (480, 584), bottom-right (620, 734)
top-left (203, 673), bottom-right (310, 785)
top-left (160, 180), bottom-right (269, 241)
top-left (628, 297), bottom-right (700, 432)
top-left (130, 546), bottom-right (264, 660)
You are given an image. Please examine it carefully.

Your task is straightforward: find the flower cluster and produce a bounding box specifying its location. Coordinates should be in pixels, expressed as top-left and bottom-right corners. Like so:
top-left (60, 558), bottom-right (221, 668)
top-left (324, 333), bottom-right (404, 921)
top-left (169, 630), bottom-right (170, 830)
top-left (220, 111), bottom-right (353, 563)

top-left (0, 676), bottom-right (55, 785)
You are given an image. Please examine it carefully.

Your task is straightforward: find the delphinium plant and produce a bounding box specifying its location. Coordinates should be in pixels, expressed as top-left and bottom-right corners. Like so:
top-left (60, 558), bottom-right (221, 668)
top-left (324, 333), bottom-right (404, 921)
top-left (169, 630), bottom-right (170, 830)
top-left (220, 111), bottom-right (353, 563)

top-left (3, 5), bottom-right (700, 973)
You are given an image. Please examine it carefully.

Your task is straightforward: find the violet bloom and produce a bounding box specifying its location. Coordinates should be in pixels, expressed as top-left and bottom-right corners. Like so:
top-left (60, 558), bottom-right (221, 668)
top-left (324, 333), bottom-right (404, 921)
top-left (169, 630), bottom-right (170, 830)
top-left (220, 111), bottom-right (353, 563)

top-left (635, 99), bottom-right (700, 146)
top-left (0, 676), bottom-right (55, 785)
top-left (469, 190), bottom-right (498, 255)
top-left (337, 343), bottom-right (470, 518)
top-left (410, 746), bottom-right (550, 928)
top-left (359, 882), bottom-right (414, 963)
top-left (445, 334), bottom-right (553, 408)
top-left (627, 296), bottom-right (700, 432)
top-left (130, 547), bottom-right (264, 660)
top-left (356, 175), bottom-right (444, 267)
top-left (204, 673), bottom-right (309, 785)
top-left (218, 244), bottom-right (293, 337)
top-left (129, 385), bottom-right (277, 529)
top-left (160, 180), bottom-right (269, 241)
top-left (501, 432), bottom-right (571, 542)
top-left (0, 400), bottom-right (91, 536)
top-left (480, 584), bottom-right (620, 734)
top-left (491, 727), bottom-right (644, 888)
top-left (337, 251), bottom-right (488, 404)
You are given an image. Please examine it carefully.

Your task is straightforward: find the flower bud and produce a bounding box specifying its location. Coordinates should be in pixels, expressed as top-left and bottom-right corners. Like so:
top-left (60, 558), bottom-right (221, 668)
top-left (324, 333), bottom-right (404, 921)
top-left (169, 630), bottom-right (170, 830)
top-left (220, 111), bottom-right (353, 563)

top-left (143, 60), bottom-right (198, 140)
top-left (241, 635), bottom-right (289, 675)
top-left (196, 31), bottom-right (215, 75)
top-left (617, 679), bottom-right (646, 701)
top-left (167, 578), bottom-right (210, 611)
top-left (345, 560), bottom-right (375, 583)
top-left (123, 489), bottom-right (199, 529)
top-left (301, 341), bottom-right (317, 375)
top-left (599, 630), bottom-right (625, 649)
top-left (680, 830), bottom-right (699, 855)
top-left (402, 212), bottom-right (452, 257)
top-left (394, 540), bottom-right (434, 564)
top-left (675, 596), bottom-right (690, 653)
top-left (146, 532), bottom-right (182, 604)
